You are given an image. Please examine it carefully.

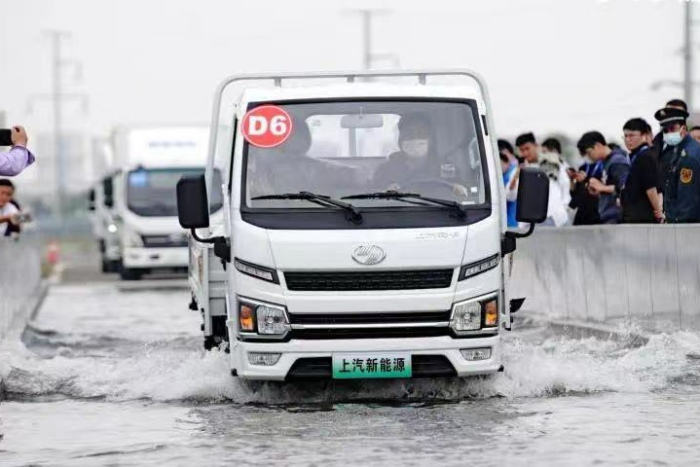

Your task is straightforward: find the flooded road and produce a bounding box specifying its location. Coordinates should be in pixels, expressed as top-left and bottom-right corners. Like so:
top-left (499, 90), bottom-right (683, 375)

top-left (2, 284), bottom-right (700, 466)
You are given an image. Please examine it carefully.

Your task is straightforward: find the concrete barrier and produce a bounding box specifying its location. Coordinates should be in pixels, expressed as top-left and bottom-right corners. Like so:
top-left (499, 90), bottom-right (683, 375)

top-left (0, 239), bottom-right (43, 343)
top-left (510, 225), bottom-right (700, 333)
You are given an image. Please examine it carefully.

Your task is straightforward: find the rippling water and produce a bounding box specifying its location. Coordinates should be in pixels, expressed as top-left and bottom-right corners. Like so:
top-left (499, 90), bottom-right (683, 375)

top-left (2, 284), bottom-right (700, 466)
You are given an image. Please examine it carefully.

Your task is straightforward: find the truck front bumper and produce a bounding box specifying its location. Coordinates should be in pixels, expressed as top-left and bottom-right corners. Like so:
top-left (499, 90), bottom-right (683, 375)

top-left (123, 247), bottom-right (188, 269)
top-left (230, 334), bottom-right (502, 381)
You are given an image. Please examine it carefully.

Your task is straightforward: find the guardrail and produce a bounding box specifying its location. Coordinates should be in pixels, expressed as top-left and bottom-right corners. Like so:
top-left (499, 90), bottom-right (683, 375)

top-left (0, 238), bottom-right (43, 343)
top-left (509, 225), bottom-right (700, 332)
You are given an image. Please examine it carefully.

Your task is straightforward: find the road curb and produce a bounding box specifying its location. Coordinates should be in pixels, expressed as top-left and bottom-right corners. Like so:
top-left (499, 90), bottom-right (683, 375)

top-left (29, 280), bottom-right (50, 321)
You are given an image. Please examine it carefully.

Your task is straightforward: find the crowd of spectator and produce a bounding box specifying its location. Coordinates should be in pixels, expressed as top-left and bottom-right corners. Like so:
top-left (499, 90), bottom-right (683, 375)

top-left (498, 99), bottom-right (700, 226)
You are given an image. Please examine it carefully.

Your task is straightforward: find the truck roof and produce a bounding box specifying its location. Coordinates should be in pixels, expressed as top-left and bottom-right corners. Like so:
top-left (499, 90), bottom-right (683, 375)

top-left (110, 126), bottom-right (209, 170)
top-left (237, 82), bottom-right (485, 108)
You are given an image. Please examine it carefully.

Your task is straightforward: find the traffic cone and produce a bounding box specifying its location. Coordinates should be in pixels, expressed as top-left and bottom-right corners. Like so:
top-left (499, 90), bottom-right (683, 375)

top-left (47, 240), bottom-right (60, 266)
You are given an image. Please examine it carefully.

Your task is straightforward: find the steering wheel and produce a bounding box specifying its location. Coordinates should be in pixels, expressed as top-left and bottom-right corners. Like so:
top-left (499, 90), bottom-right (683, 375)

top-left (401, 178), bottom-right (470, 200)
top-left (402, 178), bottom-right (457, 191)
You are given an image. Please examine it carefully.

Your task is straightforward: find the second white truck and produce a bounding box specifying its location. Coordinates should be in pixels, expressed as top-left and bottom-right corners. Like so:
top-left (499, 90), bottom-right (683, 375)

top-left (105, 126), bottom-right (211, 280)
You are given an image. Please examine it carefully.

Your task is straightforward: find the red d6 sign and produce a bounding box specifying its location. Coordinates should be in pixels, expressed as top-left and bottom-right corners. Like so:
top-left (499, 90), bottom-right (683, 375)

top-left (241, 105), bottom-right (294, 148)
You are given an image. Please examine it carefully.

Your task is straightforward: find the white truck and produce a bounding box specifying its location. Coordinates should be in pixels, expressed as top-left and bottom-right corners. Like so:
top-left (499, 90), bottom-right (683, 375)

top-left (88, 172), bottom-right (120, 273)
top-left (106, 126), bottom-right (210, 280)
top-left (178, 70), bottom-right (548, 381)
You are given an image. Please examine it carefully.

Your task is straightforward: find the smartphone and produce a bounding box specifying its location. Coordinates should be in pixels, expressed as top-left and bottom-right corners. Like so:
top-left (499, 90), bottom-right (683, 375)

top-left (0, 129), bottom-right (12, 146)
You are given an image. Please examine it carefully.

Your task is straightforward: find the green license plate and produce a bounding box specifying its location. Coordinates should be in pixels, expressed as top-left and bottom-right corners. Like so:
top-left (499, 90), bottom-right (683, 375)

top-left (332, 353), bottom-right (412, 379)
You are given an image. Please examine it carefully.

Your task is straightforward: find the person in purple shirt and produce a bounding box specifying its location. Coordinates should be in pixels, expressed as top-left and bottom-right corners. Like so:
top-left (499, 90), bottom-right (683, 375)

top-left (1, 126), bottom-right (35, 176)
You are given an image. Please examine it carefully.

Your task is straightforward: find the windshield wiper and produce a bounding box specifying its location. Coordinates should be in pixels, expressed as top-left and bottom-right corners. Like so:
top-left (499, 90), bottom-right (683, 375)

top-left (252, 191), bottom-right (363, 224)
top-left (342, 190), bottom-right (467, 218)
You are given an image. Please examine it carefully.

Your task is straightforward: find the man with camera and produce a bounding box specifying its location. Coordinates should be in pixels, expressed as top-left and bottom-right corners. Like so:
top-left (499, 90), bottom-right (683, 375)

top-left (0, 126), bottom-right (36, 176)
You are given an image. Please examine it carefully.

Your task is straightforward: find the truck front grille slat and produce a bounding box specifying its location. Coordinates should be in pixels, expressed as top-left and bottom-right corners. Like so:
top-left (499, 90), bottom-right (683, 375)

top-left (290, 327), bottom-right (450, 340)
top-left (288, 311), bottom-right (451, 325)
top-left (284, 269), bottom-right (454, 291)
top-left (141, 235), bottom-right (188, 248)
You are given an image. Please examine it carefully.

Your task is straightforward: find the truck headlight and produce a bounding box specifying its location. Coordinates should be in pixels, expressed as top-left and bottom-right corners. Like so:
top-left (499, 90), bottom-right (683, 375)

top-left (450, 293), bottom-right (499, 335)
top-left (237, 297), bottom-right (289, 338)
top-left (459, 254), bottom-right (500, 281)
top-left (451, 300), bottom-right (482, 332)
top-left (257, 304), bottom-right (287, 335)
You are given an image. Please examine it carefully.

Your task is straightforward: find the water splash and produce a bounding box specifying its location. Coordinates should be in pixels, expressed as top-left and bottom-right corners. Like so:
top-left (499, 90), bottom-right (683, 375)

top-left (3, 327), bottom-right (700, 405)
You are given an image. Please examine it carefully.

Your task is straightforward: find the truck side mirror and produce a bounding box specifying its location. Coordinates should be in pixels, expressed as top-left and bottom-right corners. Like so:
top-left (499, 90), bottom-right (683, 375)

top-left (177, 174), bottom-right (210, 229)
top-left (516, 167), bottom-right (549, 224)
top-left (88, 189), bottom-right (96, 211)
top-left (103, 178), bottom-right (114, 209)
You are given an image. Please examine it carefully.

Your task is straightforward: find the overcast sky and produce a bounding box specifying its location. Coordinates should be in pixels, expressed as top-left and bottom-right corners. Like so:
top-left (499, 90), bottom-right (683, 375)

top-left (0, 0), bottom-right (689, 144)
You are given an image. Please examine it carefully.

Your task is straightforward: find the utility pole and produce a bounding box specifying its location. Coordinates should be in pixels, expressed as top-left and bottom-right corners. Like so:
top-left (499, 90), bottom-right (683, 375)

top-left (29, 31), bottom-right (88, 220)
top-left (345, 9), bottom-right (398, 70)
top-left (362, 9), bottom-right (372, 70)
top-left (684, 1), bottom-right (693, 110)
top-left (51, 31), bottom-right (67, 220)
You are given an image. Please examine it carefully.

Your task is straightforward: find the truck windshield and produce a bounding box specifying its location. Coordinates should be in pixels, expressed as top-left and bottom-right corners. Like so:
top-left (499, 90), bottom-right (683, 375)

top-left (244, 100), bottom-right (487, 210)
top-left (127, 167), bottom-right (204, 217)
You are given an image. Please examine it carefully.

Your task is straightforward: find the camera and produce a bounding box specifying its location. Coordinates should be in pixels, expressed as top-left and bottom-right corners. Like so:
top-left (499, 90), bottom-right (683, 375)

top-left (0, 129), bottom-right (12, 146)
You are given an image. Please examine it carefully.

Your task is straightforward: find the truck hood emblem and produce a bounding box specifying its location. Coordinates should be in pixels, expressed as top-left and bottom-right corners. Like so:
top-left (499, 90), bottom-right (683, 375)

top-left (352, 244), bottom-right (386, 266)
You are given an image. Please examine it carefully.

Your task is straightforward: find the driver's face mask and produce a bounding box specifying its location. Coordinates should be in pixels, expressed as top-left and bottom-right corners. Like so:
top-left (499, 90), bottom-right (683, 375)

top-left (401, 139), bottom-right (429, 158)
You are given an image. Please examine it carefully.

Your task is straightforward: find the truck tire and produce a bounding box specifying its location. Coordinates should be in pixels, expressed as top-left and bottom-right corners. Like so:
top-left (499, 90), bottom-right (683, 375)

top-left (108, 260), bottom-right (122, 273)
top-left (119, 267), bottom-right (143, 281)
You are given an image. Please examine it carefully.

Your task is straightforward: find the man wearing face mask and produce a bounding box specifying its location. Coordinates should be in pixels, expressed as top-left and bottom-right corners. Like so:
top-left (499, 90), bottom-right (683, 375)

top-left (372, 113), bottom-right (469, 198)
top-left (373, 113), bottom-right (432, 189)
top-left (654, 106), bottom-right (700, 223)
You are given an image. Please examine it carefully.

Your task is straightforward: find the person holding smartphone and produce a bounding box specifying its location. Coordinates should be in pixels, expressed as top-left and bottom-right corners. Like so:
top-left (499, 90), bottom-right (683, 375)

top-left (0, 179), bottom-right (23, 236)
top-left (0, 126), bottom-right (35, 176)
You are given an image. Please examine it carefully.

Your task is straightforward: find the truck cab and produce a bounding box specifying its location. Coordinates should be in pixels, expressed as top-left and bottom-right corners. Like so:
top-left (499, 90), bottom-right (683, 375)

top-left (180, 70), bottom-right (547, 381)
top-left (110, 127), bottom-right (209, 280)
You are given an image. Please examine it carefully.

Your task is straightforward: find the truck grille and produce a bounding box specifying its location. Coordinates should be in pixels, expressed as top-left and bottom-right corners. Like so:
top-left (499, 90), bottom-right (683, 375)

top-left (288, 311), bottom-right (451, 325)
top-left (284, 269), bottom-right (454, 291)
top-left (289, 327), bottom-right (450, 340)
top-left (141, 234), bottom-right (188, 248)
top-left (285, 355), bottom-right (456, 380)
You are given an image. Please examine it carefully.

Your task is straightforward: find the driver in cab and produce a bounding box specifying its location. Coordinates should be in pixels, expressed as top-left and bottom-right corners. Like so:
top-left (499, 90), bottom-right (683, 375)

top-left (372, 113), bottom-right (469, 199)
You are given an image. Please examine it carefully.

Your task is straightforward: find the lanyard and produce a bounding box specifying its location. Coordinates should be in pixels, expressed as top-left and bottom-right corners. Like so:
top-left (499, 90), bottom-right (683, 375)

top-left (587, 161), bottom-right (603, 178)
top-left (629, 145), bottom-right (648, 167)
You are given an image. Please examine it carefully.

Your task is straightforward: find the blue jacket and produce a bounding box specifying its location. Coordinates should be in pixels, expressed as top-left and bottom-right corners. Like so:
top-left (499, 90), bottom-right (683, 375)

top-left (663, 136), bottom-right (700, 223)
top-left (598, 148), bottom-right (630, 224)
top-left (502, 162), bottom-right (518, 227)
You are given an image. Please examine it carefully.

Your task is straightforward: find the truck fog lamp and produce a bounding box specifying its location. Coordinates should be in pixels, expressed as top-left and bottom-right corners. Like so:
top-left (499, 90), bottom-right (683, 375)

top-left (484, 299), bottom-right (499, 327)
top-left (451, 300), bottom-right (482, 332)
top-left (248, 352), bottom-right (281, 366)
top-left (460, 347), bottom-right (492, 361)
top-left (239, 304), bottom-right (255, 332)
top-left (257, 305), bottom-right (288, 335)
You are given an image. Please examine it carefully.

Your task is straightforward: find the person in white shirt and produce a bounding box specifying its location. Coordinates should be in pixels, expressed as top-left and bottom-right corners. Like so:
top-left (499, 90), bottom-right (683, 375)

top-left (507, 132), bottom-right (571, 227)
top-left (0, 179), bottom-right (21, 236)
